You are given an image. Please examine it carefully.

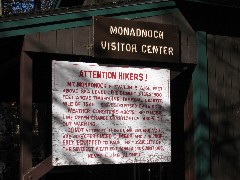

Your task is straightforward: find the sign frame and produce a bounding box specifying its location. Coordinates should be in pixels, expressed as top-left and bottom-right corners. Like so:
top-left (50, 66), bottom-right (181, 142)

top-left (52, 60), bottom-right (171, 166)
top-left (93, 16), bottom-right (180, 62)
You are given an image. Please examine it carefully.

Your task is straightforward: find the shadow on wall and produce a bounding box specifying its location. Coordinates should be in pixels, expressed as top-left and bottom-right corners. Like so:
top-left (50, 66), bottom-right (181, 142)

top-left (207, 35), bottom-right (240, 180)
top-left (183, 34), bottom-right (240, 180)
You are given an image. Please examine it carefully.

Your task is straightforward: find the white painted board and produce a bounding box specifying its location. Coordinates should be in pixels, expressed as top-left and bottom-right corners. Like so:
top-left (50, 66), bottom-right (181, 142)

top-left (52, 60), bottom-right (171, 166)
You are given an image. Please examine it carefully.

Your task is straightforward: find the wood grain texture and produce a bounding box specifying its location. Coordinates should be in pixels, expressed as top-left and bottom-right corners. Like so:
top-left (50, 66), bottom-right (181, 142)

top-left (208, 34), bottom-right (240, 180)
top-left (56, 29), bottom-right (73, 54)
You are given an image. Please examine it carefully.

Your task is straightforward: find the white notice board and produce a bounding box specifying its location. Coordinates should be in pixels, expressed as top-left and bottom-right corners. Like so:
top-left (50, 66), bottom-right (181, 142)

top-left (52, 60), bottom-right (171, 166)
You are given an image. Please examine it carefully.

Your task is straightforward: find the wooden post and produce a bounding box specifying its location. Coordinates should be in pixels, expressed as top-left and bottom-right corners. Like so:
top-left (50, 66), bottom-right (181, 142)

top-left (20, 51), bottom-right (33, 180)
top-left (20, 49), bottom-right (54, 179)
top-left (193, 31), bottom-right (210, 180)
top-left (24, 155), bottom-right (54, 180)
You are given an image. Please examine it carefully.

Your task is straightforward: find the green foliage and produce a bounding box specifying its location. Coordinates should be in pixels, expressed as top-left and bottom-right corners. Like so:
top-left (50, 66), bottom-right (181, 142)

top-left (0, 102), bottom-right (20, 180)
top-left (0, 102), bottom-right (46, 179)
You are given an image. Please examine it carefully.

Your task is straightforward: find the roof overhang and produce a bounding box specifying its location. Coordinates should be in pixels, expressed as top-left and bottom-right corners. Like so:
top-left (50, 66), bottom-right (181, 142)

top-left (0, 0), bottom-right (179, 38)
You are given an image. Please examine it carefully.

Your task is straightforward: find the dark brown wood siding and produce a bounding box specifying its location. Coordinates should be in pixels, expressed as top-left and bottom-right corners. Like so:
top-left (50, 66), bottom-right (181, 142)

top-left (208, 34), bottom-right (240, 180)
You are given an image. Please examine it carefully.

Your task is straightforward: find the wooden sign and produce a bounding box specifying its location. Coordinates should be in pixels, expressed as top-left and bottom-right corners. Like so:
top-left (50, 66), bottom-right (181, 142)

top-left (93, 16), bottom-right (179, 62)
top-left (52, 60), bottom-right (171, 166)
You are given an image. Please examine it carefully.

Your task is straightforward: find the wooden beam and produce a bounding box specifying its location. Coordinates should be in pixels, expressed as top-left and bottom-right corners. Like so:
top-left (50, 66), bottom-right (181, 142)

top-left (24, 156), bottom-right (54, 180)
top-left (20, 51), bottom-right (33, 180)
top-left (0, 1), bottom-right (176, 30)
top-left (20, 50), bottom-right (54, 180)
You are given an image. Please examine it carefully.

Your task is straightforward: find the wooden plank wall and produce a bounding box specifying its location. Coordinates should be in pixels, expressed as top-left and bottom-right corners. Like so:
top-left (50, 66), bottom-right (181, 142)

top-left (23, 13), bottom-right (196, 64)
top-left (23, 12), bottom-right (197, 180)
top-left (24, 26), bottom-right (91, 56)
top-left (208, 34), bottom-right (240, 180)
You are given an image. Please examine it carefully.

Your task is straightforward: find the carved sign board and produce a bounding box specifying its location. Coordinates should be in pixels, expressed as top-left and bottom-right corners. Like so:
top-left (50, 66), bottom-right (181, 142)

top-left (52, 60), bottom-right (171, 166)
top-left (93, 16), bottom-right (179, 62)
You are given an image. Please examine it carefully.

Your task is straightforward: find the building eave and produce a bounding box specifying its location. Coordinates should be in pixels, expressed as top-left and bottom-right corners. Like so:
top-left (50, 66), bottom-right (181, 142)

top-left (0, 0), bottom-right (179, 38)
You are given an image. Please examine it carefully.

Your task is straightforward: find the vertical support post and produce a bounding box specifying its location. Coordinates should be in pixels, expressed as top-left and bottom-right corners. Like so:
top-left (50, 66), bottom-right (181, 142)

top-left (20, 51), bottom-right (32, 180)
top-left (193, 31), bottom-right (211, 180)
